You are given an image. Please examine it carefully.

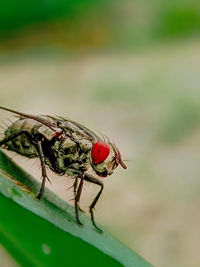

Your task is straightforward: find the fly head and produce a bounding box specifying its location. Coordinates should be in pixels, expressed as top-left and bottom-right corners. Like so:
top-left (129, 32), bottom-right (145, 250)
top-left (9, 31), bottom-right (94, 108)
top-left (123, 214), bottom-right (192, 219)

top-left (90, 141), bottom-right (127, 177)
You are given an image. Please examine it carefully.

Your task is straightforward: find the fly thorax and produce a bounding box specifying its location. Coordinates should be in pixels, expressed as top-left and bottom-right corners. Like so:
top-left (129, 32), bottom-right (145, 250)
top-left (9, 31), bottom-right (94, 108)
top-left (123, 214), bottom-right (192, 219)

top-left (57, 137), bottom-right (77, 167)
top-left (61, 137), bottom-right (77, 154)
top-left (54, 137), bottom-right (90, 174)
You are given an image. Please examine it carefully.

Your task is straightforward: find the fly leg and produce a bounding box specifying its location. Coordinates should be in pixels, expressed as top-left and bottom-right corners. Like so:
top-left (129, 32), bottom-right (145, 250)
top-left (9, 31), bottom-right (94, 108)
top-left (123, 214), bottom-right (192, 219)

top-left (75, 177), bottom-right (84, 226)
top-left (84, 174), bottom-right (104, 233)
top-left (73, 177), bottom-right (78, 197)
top-left (36, 140), bottom-right (49, 200)
top-left (73, 177), bottom-right (84, 213)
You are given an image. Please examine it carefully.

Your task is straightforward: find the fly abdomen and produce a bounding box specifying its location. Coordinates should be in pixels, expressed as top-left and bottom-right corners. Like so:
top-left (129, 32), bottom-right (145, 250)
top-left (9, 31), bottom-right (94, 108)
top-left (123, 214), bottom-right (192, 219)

top-left (3, 119), bottom-right (38, 158)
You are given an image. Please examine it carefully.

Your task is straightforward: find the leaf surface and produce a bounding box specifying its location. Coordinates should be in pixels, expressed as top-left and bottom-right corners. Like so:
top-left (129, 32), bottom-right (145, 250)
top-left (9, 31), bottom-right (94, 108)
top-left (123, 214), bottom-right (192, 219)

top-left (0, 150), bottom-right (153, 267)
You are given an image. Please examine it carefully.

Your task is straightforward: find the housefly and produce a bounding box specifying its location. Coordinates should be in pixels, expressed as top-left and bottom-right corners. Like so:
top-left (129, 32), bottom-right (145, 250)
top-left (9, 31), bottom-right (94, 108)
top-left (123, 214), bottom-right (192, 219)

top-left (0, 106), bottom-right (127, 231)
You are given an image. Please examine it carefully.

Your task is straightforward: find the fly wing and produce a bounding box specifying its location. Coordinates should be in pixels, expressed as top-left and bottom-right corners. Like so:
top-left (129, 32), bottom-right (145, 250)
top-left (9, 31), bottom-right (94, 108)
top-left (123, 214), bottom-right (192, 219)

top-left (56, 116), bottom-right (101, 143)
top-left (0, 106), bottom-right (58, 132)
top-left (0, 106), bottom-right (100, 143)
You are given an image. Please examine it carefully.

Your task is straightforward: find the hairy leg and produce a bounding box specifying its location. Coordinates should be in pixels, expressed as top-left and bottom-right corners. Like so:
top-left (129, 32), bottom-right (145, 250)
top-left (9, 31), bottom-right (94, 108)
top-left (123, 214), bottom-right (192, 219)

top-left (84, 174), bottom-right (104, 232)
top-left (74, 177), bottom-right (84, 225)
top-left (36, 140), bottom-right (49, 200)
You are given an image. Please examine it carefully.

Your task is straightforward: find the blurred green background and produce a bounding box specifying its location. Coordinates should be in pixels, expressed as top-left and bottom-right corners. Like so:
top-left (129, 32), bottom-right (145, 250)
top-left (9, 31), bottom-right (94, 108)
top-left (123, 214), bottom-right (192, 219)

top-left (0, 0), bottom-right (200, 266)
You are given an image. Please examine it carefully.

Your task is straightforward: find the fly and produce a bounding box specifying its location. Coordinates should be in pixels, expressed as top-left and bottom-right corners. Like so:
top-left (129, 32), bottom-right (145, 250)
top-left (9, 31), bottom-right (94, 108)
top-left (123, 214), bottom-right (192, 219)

top-left (0, 106), bottom-right (127, 232)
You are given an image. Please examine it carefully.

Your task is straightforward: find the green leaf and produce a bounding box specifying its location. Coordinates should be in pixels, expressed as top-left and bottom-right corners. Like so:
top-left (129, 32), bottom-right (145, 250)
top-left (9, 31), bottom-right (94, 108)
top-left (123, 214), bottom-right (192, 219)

top-left (0, 149), bottom-right (153, 267)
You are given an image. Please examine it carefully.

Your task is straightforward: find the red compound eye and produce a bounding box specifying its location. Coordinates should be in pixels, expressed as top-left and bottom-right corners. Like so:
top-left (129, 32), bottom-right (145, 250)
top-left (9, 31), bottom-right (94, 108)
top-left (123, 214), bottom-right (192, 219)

top-left (91, 141), bottom-right (110, 164)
